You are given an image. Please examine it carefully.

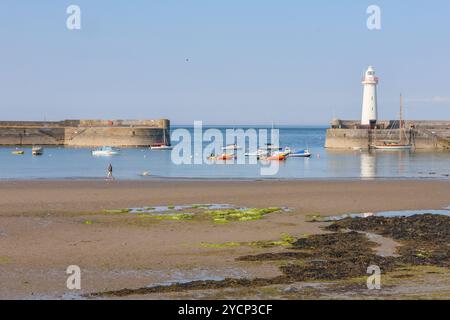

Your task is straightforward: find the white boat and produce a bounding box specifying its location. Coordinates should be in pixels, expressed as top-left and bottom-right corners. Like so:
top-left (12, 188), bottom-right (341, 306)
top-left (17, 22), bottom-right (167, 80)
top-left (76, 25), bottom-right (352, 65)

top-left (282, 147), bottom-right (292, 156)
top-left (372, 94), bottom-right (413, 151)
top-left (288, 149), bottom-right (312, 158)
top-left (150, 128), bottom-right (172, 150)
top-left (150, 144), bottom-right (173, 150)
top-left (222, 144), bottom-right (242, 151)
top-left (260, 143), bottom-right (282, 151)
top-left (92, 146), bottom-right (119, 156)
top-left (262, 123), bottom-right (282, 151)
top-left (32, 146), bottom-right (44, 156)
top-left (245, 146), bottom-right (291, 158)
top-left (245, 149), bottom-right (269, 158)
top-left (271, 150), bottom-right (288, 157)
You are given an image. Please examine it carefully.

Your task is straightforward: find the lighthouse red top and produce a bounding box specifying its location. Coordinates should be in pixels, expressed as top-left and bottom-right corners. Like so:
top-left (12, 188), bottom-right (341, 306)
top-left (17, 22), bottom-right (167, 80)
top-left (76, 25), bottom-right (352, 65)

top-left (362, 66), bottom-right (379, 84)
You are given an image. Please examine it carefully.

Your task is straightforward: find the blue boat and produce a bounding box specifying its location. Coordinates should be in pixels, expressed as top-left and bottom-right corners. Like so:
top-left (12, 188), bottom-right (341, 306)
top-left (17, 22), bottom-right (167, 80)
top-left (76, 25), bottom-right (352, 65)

top-left (288, 149), bottom-right (311, 158)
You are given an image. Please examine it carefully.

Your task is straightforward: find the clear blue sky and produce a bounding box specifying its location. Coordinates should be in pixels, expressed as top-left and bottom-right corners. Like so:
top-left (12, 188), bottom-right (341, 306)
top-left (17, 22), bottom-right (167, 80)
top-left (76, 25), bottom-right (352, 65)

top-left (1, 0), bottom-right (449, 125)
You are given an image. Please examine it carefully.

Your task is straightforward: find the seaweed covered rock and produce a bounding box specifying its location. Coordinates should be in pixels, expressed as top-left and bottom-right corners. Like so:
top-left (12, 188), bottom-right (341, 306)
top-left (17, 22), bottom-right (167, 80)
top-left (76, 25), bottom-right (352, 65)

top-left (87, 214), bottom-right (450, 297)
top-left (326, 214), bottom-right (450, 242)
top-left (239, 231), bottom-right (398, 281)
top-left (326, 214), bottom-right (450, 268)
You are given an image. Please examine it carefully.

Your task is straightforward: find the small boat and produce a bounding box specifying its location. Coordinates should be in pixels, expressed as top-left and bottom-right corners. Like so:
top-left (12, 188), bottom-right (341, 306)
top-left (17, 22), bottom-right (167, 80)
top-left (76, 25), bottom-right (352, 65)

top-left (222, 144), bottom-right (242, 151)
top-left (92, 146), bottom-right (119, 156)
top-left (266, 153), bottom-right (287, 161)
top-left (262, 150), bottom-right (287, 161)
top-left (32, 146), bottom-right (44, 156)
top-left (245, 149), bottom-right (269, 158)
top-left (150, 144), bottom-right (173, 150)
top-left (12, 149), bottom-right (25, 155)
top-left (215, 153), bottom-right (235, 161)
top-left (372, 94), bottom-right (413, 151)
top-left (288, 149), bottom-right (312, 158)
top-left (260, 143), bottom-right (282, 151)
top-left (282, 147), bottom-right (292, 156)
top-left (150, 128), bottom-right (172, 150)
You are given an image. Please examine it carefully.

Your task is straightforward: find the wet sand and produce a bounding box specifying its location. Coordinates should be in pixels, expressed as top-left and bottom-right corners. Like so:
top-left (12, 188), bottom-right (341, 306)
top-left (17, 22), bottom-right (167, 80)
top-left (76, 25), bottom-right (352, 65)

top-left (1, 179), bottom-right (450, 299)
top-left (2, 179), bottom-right (450, 215)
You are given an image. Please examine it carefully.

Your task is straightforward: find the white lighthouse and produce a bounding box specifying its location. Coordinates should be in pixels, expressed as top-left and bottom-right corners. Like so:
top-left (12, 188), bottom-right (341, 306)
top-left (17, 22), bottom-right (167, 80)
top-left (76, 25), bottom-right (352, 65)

top-left (361, 66), bottom-right (379, 125)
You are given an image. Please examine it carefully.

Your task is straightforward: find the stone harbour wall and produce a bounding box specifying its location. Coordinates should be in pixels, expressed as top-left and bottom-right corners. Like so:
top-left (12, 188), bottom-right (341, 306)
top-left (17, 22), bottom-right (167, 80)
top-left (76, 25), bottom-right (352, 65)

top-left (0, 119), bottom-right (170, 147)
top-left (326, 124), bottom-right (450, 150)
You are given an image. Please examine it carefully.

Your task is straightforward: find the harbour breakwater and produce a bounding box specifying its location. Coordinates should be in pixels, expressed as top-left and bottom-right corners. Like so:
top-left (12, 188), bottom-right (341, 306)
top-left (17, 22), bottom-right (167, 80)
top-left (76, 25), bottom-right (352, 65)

top-left (326, 120), bottom-right (450, 150)
top-left (0, 119), bottom-right (170, 147)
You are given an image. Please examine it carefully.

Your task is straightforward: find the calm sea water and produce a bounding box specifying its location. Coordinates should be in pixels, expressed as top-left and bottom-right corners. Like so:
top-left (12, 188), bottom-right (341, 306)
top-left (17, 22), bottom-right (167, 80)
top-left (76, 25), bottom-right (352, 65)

top-left (0, 126), bottom-right (449, 180)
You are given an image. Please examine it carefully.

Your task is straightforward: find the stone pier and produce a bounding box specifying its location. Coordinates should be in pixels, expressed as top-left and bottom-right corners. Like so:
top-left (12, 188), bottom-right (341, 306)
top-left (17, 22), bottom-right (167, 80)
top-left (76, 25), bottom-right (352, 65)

top-left (0, 119), bottom-right (170, 147)
top-left (325, 120), bottom-right (450, 150)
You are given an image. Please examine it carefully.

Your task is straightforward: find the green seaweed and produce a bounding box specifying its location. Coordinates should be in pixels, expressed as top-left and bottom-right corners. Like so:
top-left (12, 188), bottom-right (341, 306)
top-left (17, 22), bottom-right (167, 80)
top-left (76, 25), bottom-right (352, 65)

top-left (201, 233), bottom-right (296, 249)
top-left (205, 207), bottom-right (282, 223)
top-left (0, 256), bottom-right (13, 265)
top-left (305, 214), bottom-right (326, 222)
top-left (102, 209), bottom-right (132, 215)
top-left (249, 233), bottom-right (297, 248)
top-left (143, 213), bottom-right (194, 221)
top-left (201, 242), bottom-right (242, 249)
top-left (98, 205), bottom-right (283, 224)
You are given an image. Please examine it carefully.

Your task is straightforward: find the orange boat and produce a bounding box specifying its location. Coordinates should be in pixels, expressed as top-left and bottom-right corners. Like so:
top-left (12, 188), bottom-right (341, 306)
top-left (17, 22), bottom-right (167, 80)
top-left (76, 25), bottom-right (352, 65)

top-left (266, 154), bottom-right (286, 161)
top-left (215, 153), bottom-right (235, 160)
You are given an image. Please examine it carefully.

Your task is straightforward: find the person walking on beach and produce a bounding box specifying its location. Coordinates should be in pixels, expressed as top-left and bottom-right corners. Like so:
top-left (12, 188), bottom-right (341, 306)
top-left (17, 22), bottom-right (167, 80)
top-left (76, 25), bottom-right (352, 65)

top-left (107, 163), bottom-right (114, 180)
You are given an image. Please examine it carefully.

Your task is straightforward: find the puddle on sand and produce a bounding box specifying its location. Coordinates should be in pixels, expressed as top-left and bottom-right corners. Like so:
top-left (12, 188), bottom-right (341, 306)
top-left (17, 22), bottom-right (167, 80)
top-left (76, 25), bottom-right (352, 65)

top-left (128, 204), bottom-right (292, 219)
top-left (21, 292), bottom-right (87, 300)
top-left (358, 231), bottom-right (401, 257)
top-left (325, 207), bottom-right (450, 222)
top-left (106, 267), bottom-right (250, 283)
top-left (128, 204), bottom-right (292, 215)
top-left (84, 267), bottom-right (251, 298)
top-left (149, 276), bottom-right (225, 288)
top-left (129, 204), bottom-right (238, 214)
top-left (144, 267), bottom-right (250, 288)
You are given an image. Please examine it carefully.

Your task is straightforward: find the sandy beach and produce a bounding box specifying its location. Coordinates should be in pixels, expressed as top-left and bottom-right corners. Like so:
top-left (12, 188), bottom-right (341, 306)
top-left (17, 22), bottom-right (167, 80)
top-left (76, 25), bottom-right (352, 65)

top-left (1, 179), bottom-right (450, 299)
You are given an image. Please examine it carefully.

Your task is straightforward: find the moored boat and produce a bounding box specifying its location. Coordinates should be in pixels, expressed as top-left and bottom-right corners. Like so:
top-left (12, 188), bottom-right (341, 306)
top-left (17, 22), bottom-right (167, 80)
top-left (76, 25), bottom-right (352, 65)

top-left (215, 153), bottom-right (235, 161)
top-left (222, 144), bottom-right (241, 151)
top-left (288, 149), bottom-right (312, 158)
top-left (281, 147), bottom-right (292, 156)
top-left (32, 146), bottom-right (44, 156)
top-left (372, 94), bottom-right (413, 151)
top-left (150, 128), bottom-right (172, 150)
top-left (265, 154), bottom-right (287, 161)
top-left (92, 146), bottom-right (119, 156)
top-left (12, 149), bottom-right (25, 155)
top-left (260, 143), bottom-right (282, 151)
top-left (150, 144), bottom-right (173, 150)
top-left (264, 150), bottom-right (287, 161)
top-left (245, 149), bottom-right (269, 158)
